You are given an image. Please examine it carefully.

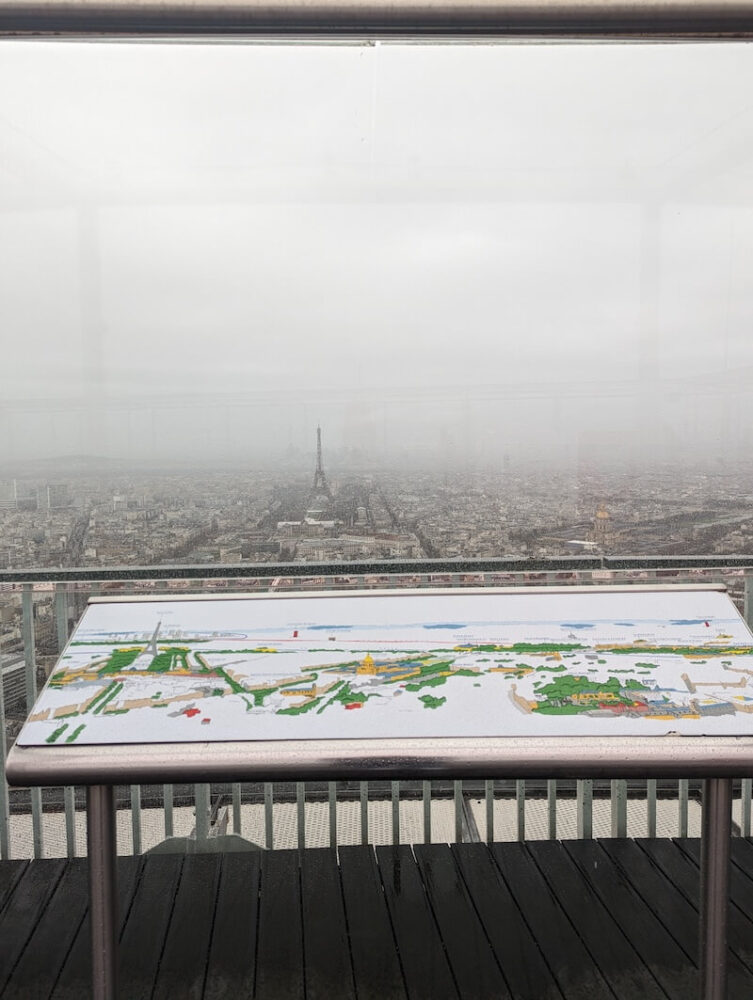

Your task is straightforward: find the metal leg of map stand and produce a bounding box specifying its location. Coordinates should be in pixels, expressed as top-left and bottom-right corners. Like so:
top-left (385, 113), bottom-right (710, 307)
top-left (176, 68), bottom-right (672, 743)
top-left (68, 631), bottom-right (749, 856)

top-left (88, 785), bottom-right (118, 1000)
top-left (699, 777), bottom-right (732, 1000)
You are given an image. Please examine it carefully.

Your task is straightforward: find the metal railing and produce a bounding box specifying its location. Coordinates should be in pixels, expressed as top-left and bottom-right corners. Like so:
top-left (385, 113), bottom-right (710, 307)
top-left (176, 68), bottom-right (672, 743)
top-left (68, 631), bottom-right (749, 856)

top-left (2, 555), bottom-right (753, 859)
top-left (3, 0), bottom-right (753, 39)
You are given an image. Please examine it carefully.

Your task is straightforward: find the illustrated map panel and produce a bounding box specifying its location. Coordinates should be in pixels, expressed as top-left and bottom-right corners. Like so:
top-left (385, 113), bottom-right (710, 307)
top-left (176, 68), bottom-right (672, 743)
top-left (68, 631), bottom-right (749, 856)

top-left (17, 589), bottom-right (753, 746)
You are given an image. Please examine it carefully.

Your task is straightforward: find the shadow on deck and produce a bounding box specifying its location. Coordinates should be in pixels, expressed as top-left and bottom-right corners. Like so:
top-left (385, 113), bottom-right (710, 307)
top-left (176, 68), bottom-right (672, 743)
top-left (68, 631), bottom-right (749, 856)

top-left (3, 837), bottom-right (753, 999)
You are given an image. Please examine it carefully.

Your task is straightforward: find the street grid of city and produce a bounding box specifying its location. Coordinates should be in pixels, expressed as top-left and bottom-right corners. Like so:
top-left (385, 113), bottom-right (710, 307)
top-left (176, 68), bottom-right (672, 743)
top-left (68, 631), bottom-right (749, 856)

top-left (3, 432), bottom-right (753, 573)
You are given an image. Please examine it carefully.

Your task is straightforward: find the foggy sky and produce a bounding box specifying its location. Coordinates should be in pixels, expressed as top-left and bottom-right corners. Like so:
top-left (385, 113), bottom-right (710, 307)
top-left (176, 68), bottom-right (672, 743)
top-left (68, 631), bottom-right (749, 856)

top-left (1, 40), bottom-right (753, 468)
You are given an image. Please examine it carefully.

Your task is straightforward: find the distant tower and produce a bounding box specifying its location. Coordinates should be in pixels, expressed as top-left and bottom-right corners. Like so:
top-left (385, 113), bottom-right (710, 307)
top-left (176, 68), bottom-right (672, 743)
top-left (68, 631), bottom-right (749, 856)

top-left (312, 426), bottom-right (332, 498)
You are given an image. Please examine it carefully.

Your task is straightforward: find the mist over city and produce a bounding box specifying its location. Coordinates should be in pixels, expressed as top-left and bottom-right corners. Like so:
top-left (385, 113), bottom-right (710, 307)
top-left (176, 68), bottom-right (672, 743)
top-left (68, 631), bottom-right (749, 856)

top-left (3, 39), bottom-right (753, 566)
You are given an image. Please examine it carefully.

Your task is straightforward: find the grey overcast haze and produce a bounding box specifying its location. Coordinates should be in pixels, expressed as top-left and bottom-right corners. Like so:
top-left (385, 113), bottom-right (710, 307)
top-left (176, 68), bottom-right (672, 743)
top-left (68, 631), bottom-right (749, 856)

top-left (1, 40), bottom-right (753, 469)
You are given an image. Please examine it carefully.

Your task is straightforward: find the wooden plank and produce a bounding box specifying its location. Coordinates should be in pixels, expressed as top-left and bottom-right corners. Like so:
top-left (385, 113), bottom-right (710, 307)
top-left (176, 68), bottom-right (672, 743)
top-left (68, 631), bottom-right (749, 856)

top-left (676, 838), bottom-right (753, 923)
top-left (203, 852), bottom-right (260, 1000)
top-left (564, 840), bottom-right (696, 1000)
top-left (490, 842), bottom-right (612, 1000)
top-left (376, 845), bottom-right (459, 1000)
top-left (255, 849), bottom-right (304, 1000)
top-left (413, 844), bottom-right (510, 1000)
top-left (0, 859), bottom-right (66, 995)
top-left (339, 846), bottom-right (407, 1000)
top-left (638, 837), bottom-right (753, 982)
top-left (118, 853), bottom-right (184, 1000)
top-left (0, 862), bottom-right (28, 918)
top-left (51, 855), bottom-right (144, 1000)
top-left (3, 860), bottom-right (90, 1000)
top-left (301, 848), bottom-right (356, 1000)
top-left (452, 844), bottom-right (563, 1000)
top-left (528, 840), bottom-right (664, 1000)
top-left (152, 853), bottom-right (223, 1000)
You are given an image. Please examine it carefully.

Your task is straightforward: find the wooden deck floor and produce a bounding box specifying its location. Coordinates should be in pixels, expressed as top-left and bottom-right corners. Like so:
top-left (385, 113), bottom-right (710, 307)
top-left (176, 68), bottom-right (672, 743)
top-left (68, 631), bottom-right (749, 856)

top-left (3, 837), bottom-right (753, 999)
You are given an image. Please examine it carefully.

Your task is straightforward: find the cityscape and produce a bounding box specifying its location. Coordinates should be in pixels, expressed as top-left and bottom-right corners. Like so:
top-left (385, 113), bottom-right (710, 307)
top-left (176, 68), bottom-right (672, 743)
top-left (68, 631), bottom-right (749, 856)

top-left (1, 426), bottom-right (753, 573)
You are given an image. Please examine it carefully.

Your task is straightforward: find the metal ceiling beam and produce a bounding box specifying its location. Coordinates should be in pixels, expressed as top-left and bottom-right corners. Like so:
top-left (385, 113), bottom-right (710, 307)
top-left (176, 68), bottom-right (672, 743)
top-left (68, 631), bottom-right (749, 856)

top-left (2, 0), bottom-right (753, 39)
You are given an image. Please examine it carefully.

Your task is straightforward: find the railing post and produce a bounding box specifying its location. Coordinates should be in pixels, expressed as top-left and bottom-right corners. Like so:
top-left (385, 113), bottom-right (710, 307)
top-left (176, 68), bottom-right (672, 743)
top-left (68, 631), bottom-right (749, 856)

top-left (87, 785), bottom-right (118, 1000)
top-left (454, 780), bottom-right (463, 843)
top-left (21, 584), bottom-right (43, 855)
top-left (577, 780), bottom-right (593, 840)
top-left (646, 778), bottom-right (657, 838)
top-left (55, 583), bottom-right (77, 857)
top-left (611, 779), bottom-right (627, 838)
top-left (484, 779), bottom-right (494, 843)
top-left (232, 783), bottom-right (242, 835)
top-left (360, 781), bottom-right (369, 846)
top-left (547, 779), bottom-right (557, 840)
top-left (700, 778), bottom-right (732, 1000)
top-left (264, 783), bottom-right (274, 849)
top-left (296, 782), bottom-right (305, 849)
top-left (679, 778), bottom-right (689, 838)
top-left (130, 785), bottom-right (141, 855)
top-left (194, 784), bottom-right (210, 846)
top-left (0, 649), bottom-right (10, 860)
top-left (163, 783), bottom-right (174, 838)
top-left (391, 781), bottom-right (400, 845)
top-left (516, 779), bottom-right (526, 842)
top-left (741, 779), bottom-right (752, 838)
top-left (328, 781), bottom-right (337, 847)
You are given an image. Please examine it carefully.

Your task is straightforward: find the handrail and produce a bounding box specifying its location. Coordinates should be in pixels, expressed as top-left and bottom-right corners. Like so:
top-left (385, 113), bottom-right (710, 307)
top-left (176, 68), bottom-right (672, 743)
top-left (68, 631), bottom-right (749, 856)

top-left (0, 553), bottom-right (752, 584)
top-left (2, 0), bottom-right (753, 39)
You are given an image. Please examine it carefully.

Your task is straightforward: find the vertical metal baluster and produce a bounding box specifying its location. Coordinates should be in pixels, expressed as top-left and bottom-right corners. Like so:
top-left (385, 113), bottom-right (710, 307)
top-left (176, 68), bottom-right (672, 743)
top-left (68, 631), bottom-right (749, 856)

top-left (391, 781), bottom-right (400, 845)
top-left (194, 784), bottom-right (210, 846)
top-left (611, 779), bottom-right (627, 838)
top-left (744, 571), bottom-right (753, 630)
top-left (328, 781), bottom-right (337, 848)
top-left (454, 780), bottom-right (463, 844)
top-left (547, 779), bottom-right (557, 840)
top-left (360, 782), bottom-right (368, 846)
top-left (516, 779), bottom-right (525, 842)
top-left (55, 584), bottom-right (77, 857)
top-left (576, 779), bottom-right (593, 840)
top-left (485, 779), bottom-right (494, 843)
top-left (22, 585), bottom-right (43, 857)
top-left (678, 778), bottom-right (689, 838)
top-left (232, 783), bottom-right (242, 835)
top-left (423, 780), bottom-right (432, 844)
top-left (646, 778), bottom-right (657, 838)
top-left (130, 784), bottom-right (141, 855)
top-left (163, 784), bottom-right (174, 838)
top-left (264, 783), bottom-right (273, 850)
top-left (0, 652), bottom-right (10, 860)
top-left (64, 786), bottom-right (77, 858)
top-left (743, 571), bottom-right (753, 841)
top-left (741, 779), bottom-right (752, 838)
top-left (296, 782), bottom-right (305, 849)
top-left (54, 582), bottom-right (69, 652)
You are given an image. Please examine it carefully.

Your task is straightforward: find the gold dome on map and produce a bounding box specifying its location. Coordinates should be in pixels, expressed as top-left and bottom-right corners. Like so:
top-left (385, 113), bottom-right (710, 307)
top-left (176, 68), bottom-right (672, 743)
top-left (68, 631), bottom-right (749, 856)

top-left (358, 653), bottom-right (377, 676)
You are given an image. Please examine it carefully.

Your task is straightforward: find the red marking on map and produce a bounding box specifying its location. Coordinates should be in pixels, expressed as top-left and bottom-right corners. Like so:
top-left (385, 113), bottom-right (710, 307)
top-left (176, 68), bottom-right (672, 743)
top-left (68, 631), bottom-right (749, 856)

top-left (183, 707), bottom-right (201, 718)
top-left (344, 703), bottom-right (363, 710)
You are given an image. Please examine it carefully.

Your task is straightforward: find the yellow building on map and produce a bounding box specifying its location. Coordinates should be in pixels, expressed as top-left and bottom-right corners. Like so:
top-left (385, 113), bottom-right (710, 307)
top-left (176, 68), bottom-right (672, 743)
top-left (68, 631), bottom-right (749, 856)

top-left (357, 653), bottom-right (377, 676)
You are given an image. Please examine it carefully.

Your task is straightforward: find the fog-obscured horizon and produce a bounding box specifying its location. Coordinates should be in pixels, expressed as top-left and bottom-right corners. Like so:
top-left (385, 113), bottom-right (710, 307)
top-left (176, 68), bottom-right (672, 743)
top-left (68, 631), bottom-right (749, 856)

top-left (2, 40), bottom-right (753, 471)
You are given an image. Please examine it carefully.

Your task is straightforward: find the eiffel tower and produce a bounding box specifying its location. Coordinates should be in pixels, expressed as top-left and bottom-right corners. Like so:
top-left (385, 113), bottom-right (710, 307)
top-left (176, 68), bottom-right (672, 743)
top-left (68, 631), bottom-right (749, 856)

top-left (311, 425), bottom-right (332, 499)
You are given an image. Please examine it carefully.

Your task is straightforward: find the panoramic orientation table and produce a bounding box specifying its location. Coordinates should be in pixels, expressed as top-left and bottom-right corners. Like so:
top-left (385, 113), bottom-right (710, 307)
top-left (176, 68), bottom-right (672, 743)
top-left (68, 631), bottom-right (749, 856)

top-left (8, 583), bottom-right (753, 1000)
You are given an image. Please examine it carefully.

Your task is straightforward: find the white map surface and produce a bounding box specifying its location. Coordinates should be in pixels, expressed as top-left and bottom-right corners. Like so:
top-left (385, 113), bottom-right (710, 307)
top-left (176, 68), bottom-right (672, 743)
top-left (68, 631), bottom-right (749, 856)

top-left (17, 589), bottom-right (753, 746)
